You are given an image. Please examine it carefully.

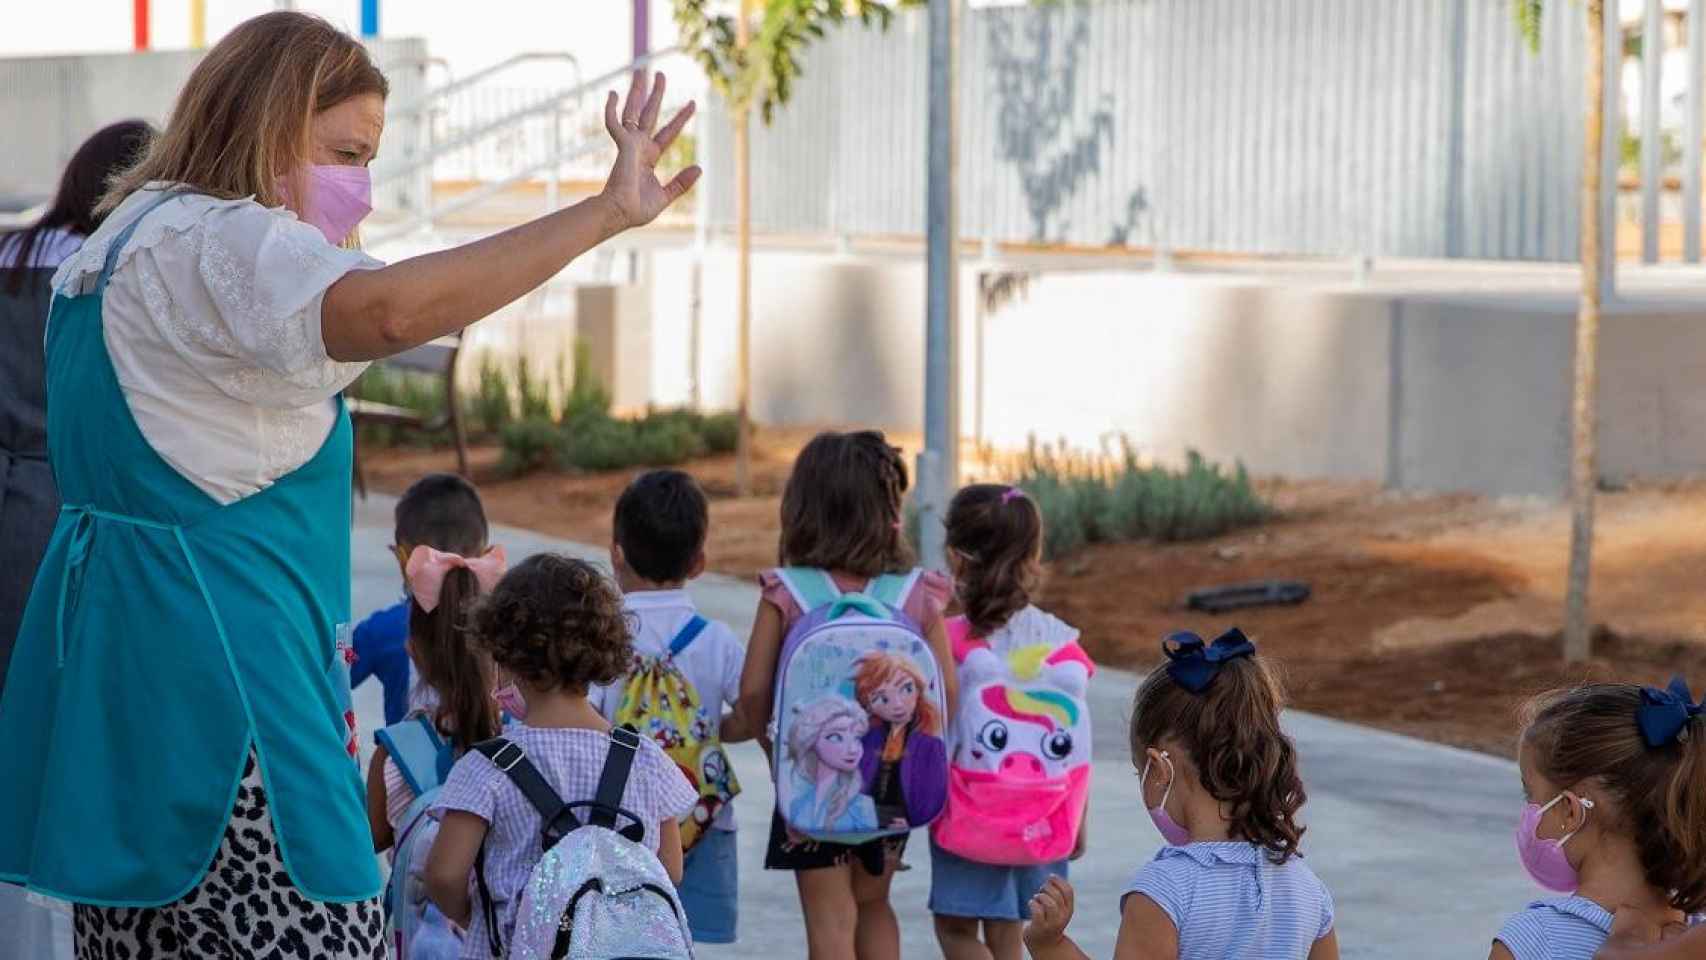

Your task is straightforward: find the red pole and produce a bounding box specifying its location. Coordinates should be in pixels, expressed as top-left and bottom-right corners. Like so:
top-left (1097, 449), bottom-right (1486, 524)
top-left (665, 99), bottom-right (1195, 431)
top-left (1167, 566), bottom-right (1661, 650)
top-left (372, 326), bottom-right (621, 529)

top-left (133, 0), bottom-right (149, 50)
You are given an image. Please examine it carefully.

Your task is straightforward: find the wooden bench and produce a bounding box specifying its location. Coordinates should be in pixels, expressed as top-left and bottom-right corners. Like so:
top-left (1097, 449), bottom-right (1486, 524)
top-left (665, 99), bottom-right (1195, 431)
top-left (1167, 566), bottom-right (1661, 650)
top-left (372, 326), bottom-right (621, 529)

top-left (347, 335), bottom-right (469, 498)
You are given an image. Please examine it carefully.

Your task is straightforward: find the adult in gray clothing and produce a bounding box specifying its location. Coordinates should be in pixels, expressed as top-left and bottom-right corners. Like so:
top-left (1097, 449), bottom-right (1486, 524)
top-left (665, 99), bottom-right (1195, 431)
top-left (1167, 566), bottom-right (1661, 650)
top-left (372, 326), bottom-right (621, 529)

top-left (0, 120), bottom-right (151, 686)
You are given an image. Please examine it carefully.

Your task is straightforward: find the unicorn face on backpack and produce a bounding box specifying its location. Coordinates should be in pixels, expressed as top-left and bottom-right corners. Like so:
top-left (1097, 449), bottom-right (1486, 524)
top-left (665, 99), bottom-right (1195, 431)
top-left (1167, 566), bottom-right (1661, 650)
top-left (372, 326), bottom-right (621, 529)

top-left (934, 609), bottom-right (1095, 866)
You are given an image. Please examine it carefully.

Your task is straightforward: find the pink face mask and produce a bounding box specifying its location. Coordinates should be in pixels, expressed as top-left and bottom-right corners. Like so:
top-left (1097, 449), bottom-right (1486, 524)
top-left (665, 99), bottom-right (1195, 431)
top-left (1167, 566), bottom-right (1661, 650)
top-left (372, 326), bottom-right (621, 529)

top-left (1516, 792), bottom-right (1593, 893)
top-left (492, 682), bottom-right (527, 721)
top-left (280, 165), bottom-right (372, 244)
top-left (1141, 751), bottom-right (1192, 846)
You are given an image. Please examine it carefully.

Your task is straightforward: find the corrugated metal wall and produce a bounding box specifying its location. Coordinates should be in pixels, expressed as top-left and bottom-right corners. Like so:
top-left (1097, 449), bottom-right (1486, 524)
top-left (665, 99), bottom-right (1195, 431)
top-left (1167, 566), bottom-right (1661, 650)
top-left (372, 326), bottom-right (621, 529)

top-left (701, 0), bottom-right (1589, 261)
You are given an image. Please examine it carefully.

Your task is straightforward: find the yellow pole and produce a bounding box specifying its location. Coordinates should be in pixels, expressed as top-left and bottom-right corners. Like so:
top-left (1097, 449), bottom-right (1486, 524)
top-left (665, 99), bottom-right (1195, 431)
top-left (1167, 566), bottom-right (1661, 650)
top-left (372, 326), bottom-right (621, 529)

top-left (189, 0), bottom-right (206, 48)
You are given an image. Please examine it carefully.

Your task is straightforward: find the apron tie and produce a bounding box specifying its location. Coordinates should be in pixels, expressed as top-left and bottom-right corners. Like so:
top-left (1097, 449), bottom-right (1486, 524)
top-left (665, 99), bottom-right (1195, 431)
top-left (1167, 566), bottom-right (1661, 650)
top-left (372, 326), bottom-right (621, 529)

top-left (55, 504), bottom-right (178, 667)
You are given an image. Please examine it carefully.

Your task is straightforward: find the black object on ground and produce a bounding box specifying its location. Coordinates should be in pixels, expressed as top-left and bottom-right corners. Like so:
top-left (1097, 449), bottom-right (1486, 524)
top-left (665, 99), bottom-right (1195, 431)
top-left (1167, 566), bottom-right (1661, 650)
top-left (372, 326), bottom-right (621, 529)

top-left (1185, 580), bottom-right (1311, 614)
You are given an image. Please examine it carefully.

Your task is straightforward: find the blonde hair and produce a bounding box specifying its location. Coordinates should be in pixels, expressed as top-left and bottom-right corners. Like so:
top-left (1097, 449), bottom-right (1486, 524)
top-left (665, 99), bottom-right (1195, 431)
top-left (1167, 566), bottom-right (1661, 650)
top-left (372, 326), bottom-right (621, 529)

top-left (101, 11), bottom-right (387, 215)
top-left (787, 696), bottom-right (869, 826)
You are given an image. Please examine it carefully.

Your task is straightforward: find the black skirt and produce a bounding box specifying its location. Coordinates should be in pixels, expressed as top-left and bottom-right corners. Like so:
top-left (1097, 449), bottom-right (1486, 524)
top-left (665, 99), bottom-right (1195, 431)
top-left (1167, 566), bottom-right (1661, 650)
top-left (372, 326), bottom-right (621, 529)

top-left (763, 808), bottom-right (909, 877)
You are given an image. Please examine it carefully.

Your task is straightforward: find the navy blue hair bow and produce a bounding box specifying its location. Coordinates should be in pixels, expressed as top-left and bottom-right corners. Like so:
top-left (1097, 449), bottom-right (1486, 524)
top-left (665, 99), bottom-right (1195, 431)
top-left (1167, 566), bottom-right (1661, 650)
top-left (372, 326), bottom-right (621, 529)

top-left (1638, 676), bottom-right (1704, 748)
top-left (1163, 628), bottom-right (1257, 694)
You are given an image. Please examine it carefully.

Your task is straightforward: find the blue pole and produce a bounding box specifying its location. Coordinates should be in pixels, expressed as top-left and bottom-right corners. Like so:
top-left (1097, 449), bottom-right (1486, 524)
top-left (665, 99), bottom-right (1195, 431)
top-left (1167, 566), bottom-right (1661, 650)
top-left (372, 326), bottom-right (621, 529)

top-left (360, 0), bottom-right (378, 38)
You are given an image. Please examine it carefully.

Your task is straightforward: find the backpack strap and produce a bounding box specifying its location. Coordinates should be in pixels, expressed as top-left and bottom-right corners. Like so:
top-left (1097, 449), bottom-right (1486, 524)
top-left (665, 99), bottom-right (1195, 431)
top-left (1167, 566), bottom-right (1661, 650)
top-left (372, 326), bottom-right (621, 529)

top-left (588, 726), bottom-right (647, 843)
top-left (775, 567), bottom-right (843, 613)
top-left (667, 615), bottom-right (710, 658)
top-left (373, 715), bottom-right (447, 799)
top-left (471, 737), bottom-right (582, 846)
top-left (867, 568), bottom-right (923, 610)
top-left (471, 736), bottom-right (581, 959)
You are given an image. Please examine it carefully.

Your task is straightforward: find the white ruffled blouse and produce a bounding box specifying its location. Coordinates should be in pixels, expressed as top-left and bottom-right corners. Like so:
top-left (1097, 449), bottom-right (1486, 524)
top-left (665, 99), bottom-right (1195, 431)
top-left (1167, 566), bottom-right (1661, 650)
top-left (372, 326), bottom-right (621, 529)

top-left (52, 185), bottom-right (383, 504)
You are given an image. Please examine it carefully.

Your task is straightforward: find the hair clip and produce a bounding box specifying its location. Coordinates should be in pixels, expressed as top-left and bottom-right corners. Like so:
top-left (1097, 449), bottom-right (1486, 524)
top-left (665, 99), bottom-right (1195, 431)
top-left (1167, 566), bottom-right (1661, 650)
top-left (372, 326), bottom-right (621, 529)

top-left (1162, 628), bottom-right (1256, 694)
top-left (1637, 676), bottom-right (1704, 748)
top-left (1001, 486), bottom-right (1027, 504)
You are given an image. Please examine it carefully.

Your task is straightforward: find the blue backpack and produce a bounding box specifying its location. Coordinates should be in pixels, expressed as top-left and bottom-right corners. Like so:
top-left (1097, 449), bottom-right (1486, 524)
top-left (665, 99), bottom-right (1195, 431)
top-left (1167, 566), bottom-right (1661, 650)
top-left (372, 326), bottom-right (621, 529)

top-left (375, 716), bottom-right (462, 959)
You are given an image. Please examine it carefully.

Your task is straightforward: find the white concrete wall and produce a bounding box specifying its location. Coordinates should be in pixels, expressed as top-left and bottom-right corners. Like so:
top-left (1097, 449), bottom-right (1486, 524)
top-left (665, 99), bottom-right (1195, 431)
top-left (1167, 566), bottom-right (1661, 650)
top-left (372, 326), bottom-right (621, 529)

top-left (639, 249), bottom-right (1706, 498)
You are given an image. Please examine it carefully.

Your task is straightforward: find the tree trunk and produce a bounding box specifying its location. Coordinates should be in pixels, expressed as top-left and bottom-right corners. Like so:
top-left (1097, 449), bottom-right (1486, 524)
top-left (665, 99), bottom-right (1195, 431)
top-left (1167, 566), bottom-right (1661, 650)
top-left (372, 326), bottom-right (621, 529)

top-left (734, 0), bottom-right (754, 497)
top-left (1564, 0), bottom-right (1605, 663)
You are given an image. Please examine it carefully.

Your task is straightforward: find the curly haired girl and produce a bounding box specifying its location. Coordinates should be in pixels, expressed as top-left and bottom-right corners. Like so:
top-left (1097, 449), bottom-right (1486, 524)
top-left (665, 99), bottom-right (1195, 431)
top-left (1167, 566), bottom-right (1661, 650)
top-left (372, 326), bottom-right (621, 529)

top-left (423, 553), bottom-right (698, 954)
top-left (1023, 630), bottom-right (1338, 960)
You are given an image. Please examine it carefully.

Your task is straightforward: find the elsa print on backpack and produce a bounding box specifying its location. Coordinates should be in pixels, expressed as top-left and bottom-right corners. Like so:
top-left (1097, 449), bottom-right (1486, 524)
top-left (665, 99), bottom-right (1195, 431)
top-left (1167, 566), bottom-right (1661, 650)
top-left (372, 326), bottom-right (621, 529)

top-left (770, 567), bottom-right (948, 842)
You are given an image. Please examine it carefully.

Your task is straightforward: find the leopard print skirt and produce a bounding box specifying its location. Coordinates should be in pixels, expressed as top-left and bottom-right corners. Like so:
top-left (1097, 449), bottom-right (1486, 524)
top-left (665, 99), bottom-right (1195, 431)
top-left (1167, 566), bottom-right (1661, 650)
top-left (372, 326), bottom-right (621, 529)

top-left (73, 752), bottom-right (382, 960)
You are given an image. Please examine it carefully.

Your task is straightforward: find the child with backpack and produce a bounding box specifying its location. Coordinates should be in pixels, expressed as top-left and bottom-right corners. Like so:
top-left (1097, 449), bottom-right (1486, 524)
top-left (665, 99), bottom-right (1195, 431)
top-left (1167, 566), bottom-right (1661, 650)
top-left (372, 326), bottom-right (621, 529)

top-left (724, 429), bottom-right (958, 960)
top-left (353, 473), bottom-right (491, 726)
top-left (930, 484), bottom-right (1093, 960)
top-left (1023, 630), bottom-right (1338, 960)
top-left (365, 540), bottom-right (508, 958)
top-left (589, 470), bottom-right (746, 945)
top-left (1489, 678), bottom-right (1706, 960)
top-left (425, 554), bottom-right (700, 959)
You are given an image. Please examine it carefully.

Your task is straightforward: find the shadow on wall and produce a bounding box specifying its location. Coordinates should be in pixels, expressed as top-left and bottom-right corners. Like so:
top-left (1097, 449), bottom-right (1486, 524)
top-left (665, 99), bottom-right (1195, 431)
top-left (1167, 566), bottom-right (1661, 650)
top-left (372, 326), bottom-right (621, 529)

top-left (986, 4), bottom-right (1143, 245)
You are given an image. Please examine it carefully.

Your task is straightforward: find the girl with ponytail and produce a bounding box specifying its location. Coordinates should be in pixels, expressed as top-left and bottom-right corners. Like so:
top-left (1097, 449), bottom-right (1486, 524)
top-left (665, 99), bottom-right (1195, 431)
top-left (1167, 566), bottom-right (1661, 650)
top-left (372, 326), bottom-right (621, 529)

top-left (1492, 678), bottom-right (1706, 960)
top-left (931, 484), bottom-right (1094, 960)
top-left (365, 544), bottom-right (508, 854)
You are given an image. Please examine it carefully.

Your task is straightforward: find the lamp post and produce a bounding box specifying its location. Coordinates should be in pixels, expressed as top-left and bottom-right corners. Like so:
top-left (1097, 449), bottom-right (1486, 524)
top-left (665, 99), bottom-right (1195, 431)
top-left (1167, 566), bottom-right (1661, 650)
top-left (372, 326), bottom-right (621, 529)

top-left (919, 0), bottom-right (960, 572)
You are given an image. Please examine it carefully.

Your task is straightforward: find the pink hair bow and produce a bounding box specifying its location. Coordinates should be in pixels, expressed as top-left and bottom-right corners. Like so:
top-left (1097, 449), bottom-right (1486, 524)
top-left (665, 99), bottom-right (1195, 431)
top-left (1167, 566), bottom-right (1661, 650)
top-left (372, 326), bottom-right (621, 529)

top-left (406, 545), bottom-right (508, 612)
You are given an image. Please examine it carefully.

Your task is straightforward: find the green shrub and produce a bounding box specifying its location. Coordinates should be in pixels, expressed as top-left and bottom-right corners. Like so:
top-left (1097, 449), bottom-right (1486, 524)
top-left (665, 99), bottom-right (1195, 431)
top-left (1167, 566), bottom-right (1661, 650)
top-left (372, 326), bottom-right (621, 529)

top-left (472, 354), bottom-right (513, 436)
top-left (515, 355), bottom-right (553, 423)
top-left (497, 417), bottom-right (561, 476)
top-left (698, 412), bottom-right (741, 454)
top-left (1015, 441), bottom-right (1269, 559)
top-left (560, 414), bottom-right (705, 471)
top-left (563, 341), bottom-right (611, 425)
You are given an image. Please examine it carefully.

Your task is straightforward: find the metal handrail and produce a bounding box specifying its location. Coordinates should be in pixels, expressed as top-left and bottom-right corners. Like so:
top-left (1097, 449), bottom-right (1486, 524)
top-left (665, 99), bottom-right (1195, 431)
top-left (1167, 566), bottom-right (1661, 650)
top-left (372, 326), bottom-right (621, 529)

top-left (372, 47), bottom-right (682, 189)
top-left (366, 102), bottom-right (691, 245)
top-left (390, 52), bottom-right (582, 122)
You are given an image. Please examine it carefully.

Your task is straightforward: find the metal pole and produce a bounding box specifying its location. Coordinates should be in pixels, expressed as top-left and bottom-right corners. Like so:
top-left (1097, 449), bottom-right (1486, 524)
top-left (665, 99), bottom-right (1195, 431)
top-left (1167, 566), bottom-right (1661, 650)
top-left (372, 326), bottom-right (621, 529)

top-left (360, 0), bottom-right (379, 38)
top-left (1687, 0), bottom-right (1703, 262)
top-left (133, 0), bottom-right (149, 50)
top-left (633, 0), bottom-right (650, 64)
top-left (189, 0), bottom-right (205, 48)
top-left (1643, 0), bottom-right (1663, 262)
top-left (735, 0), bottom-right (754, 495)
top-left (1604, 0), bottom-right (1622, 294)
top-left (920, 0), bottom-right (960, 573)
top-left (546, 110), bottom-right (560, 214)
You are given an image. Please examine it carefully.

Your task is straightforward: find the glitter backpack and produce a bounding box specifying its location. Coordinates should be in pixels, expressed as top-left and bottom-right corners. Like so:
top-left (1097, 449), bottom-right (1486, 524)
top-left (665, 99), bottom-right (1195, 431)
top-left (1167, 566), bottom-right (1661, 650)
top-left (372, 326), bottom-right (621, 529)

top-left (612, 615), bottom-right (740, 854)
top-left (471, 727), bottom-right (693, 960)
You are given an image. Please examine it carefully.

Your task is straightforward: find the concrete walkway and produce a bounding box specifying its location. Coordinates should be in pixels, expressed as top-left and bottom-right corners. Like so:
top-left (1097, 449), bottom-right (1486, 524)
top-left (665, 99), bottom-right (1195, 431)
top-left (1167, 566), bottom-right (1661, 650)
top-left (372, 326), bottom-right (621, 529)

top-left (352, 496), bottom-right (1533, 959)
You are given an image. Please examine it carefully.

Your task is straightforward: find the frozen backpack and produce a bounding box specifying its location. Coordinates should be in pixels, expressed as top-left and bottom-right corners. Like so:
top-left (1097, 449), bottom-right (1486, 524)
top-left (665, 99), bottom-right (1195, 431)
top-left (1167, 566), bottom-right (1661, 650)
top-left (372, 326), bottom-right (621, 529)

top-left (932, 608), bottom-right (1095, 865)
top-left (768, 567), bottom-right (948, 844)
top-left (613, 614), bottom-right (741, 853)
top-left (471, 727), bottom-right (693, 960)
top-left (374, 716), bottom-right (463, 959)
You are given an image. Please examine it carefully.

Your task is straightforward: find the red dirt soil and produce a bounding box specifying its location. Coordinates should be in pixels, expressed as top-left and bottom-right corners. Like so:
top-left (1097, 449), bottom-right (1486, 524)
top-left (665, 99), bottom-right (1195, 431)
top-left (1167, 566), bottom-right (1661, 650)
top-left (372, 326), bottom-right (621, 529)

top-left (361, 437), bottom-right (1706, 757)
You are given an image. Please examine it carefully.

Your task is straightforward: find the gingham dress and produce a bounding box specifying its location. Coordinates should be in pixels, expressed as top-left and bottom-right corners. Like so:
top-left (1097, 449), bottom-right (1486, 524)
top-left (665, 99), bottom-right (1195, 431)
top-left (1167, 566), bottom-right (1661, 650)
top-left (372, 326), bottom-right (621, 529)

top-left (433, 725), bottom-right (698, 959)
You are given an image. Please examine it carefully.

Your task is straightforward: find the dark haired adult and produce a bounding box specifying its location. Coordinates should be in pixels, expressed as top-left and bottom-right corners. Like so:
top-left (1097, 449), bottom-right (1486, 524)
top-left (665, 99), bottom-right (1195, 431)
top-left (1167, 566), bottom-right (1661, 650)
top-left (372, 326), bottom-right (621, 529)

top-left (0, 119), bottom-right (150, 689)
top-left (0, 11), bottom-right (697, 956)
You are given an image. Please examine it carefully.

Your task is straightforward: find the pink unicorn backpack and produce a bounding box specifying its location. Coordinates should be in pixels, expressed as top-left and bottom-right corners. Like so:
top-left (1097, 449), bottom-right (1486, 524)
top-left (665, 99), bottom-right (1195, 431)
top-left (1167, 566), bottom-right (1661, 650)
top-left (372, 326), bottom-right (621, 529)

top-left (932, 606), bottom-right (1094, 865)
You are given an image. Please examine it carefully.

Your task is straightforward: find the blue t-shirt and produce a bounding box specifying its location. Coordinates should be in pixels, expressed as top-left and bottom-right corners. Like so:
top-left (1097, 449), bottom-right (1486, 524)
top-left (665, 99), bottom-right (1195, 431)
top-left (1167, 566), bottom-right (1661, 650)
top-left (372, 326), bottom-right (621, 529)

top-left (1122, 842), bottom-right (1334, 960)
top-left (351, 596), bottom-right (411, 726)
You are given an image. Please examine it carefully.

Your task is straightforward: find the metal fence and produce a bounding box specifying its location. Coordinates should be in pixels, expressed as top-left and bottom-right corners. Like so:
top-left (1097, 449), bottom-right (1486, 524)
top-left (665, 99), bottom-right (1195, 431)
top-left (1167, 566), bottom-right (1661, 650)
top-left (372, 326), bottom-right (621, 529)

top-left (699, 0), bottom-right (1594, 261)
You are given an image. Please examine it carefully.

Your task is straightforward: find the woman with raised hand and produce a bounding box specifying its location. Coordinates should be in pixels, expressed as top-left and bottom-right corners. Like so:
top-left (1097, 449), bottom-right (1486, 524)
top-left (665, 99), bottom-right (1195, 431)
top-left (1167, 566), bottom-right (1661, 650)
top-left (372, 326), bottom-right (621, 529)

top-left (0, 12), bottom-right (697, 958)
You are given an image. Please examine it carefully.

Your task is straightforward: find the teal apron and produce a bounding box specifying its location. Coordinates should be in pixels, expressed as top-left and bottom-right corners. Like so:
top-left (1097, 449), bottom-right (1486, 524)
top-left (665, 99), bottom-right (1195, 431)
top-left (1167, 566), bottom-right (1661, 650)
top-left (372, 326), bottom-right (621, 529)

top-left (0, 190), bottom-right (380, 907)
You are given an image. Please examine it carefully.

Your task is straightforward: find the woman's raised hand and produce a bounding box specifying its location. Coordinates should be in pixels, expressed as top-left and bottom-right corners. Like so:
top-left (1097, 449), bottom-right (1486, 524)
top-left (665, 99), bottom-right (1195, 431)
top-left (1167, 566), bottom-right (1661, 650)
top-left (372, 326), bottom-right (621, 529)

top-left (599, 70), bottom-right (701, 232)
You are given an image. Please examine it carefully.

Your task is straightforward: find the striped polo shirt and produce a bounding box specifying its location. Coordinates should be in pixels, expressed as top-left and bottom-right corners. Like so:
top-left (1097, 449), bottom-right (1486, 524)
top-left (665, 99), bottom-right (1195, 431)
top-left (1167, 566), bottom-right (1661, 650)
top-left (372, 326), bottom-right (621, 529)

top-left (1122, 841), bottom-right (1335, 959)
top-left (1495, 897), bottom-right (1705, 960)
